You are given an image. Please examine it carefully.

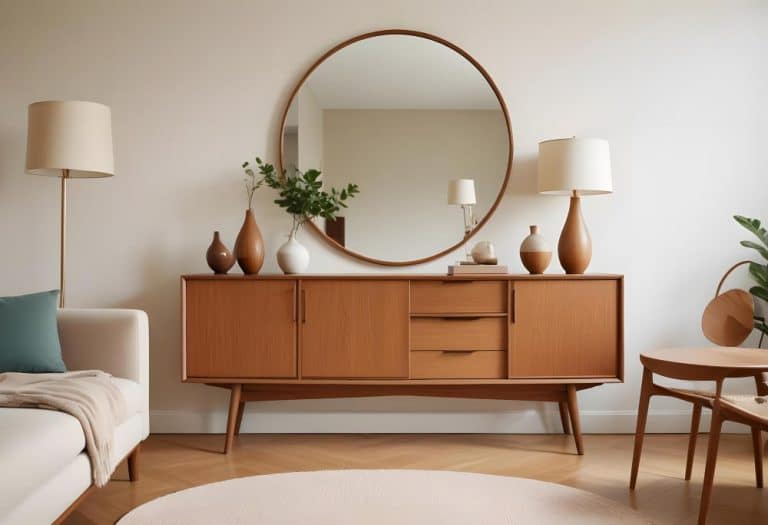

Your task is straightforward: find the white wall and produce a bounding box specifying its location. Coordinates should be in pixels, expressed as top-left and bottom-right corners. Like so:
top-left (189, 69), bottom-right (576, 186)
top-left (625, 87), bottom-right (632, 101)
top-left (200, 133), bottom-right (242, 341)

top-left (0, 0), bottom-right (765, 434)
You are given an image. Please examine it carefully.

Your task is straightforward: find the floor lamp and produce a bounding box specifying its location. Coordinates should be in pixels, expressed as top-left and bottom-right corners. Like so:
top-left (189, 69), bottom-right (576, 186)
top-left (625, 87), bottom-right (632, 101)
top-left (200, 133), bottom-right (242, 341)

top-left (25, 101), bottom-right (114, 307)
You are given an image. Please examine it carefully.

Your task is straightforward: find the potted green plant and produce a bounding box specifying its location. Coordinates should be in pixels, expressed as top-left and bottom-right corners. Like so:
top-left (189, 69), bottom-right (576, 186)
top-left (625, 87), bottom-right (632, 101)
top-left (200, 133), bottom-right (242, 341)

top-left (242, 157), bottom-right (359, 273)
top-left (735, 215), bottom-right (768, 347)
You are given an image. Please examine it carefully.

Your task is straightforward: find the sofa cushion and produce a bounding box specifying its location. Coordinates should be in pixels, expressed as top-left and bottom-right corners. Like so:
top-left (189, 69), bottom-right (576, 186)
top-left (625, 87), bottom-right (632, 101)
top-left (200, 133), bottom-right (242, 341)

top-left (0, 290), bottom-right (65, 373)
top-left (0, 376), bottom-right (144, 518)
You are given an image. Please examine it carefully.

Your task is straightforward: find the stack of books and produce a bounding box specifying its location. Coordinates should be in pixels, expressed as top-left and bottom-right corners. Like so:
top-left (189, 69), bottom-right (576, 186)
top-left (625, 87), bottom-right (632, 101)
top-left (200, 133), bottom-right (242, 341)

top-left (447, 264), bottom-right (508, 275)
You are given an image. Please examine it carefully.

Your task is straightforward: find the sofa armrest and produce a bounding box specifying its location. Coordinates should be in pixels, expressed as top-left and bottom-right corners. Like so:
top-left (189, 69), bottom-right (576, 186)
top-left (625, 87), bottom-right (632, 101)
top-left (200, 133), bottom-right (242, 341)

top-left (57, 309), bottom-right (149, 424)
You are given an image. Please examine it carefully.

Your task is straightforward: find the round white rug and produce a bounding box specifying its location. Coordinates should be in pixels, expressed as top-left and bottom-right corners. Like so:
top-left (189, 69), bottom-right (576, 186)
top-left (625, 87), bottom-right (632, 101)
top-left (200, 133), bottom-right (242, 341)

top-left (118, 470), bottom-right (652, 525)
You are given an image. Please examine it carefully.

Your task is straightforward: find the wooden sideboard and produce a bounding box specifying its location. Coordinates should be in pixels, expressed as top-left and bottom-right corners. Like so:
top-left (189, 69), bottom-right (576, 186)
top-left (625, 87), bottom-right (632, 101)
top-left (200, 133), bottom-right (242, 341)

top-left (181, 274), bottom-right (624, 454)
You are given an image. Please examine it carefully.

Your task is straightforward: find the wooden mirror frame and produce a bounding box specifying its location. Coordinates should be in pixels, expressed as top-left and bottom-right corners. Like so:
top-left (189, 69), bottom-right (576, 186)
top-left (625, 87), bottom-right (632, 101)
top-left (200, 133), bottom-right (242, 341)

top-left (278, 29), bottom-right (514, 267)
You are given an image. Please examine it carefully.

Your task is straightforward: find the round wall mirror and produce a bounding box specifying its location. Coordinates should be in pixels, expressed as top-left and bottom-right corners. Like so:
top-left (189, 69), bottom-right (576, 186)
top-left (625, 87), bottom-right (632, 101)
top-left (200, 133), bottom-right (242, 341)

top-left (279, 30), bottom-right (513, 266)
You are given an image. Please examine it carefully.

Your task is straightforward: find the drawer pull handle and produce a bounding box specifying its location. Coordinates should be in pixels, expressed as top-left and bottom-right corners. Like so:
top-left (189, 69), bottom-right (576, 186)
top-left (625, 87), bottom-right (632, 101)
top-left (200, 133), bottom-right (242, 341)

top-left (440, 316), bottom-right (481, 321)
top-left (301, 289), bottom-right (307, 323)
top-left (441, 349), bottom-right (476, 354)
top-left (441, 280), bottom-right (475, 284)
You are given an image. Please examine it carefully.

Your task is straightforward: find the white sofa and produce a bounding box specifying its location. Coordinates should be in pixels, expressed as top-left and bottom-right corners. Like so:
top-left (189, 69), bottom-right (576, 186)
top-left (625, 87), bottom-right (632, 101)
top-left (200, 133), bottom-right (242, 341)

top-left (0, 309), bottom-right (149, 525)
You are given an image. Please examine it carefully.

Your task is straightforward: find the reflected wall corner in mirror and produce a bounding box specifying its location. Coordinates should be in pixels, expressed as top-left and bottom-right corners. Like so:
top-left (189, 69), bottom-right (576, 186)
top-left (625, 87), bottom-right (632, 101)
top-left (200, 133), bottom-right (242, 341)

top-left (279, 29), bottom-right (513, 266)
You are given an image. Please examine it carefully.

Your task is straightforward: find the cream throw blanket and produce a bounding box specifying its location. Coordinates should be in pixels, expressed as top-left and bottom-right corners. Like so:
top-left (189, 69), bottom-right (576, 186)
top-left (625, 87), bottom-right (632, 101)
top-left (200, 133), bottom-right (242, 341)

top-left (0, 370), bottom-right (127, 487)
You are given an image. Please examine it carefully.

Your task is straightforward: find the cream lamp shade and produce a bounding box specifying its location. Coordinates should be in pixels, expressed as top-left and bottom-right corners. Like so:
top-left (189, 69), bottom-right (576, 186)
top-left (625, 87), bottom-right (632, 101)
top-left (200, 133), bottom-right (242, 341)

top-left (447, 179), bottom-right (477, 205)
top-left (537, 137), bottom-right (611, 195)
top-left (26, 100), bottom-right (114, 178)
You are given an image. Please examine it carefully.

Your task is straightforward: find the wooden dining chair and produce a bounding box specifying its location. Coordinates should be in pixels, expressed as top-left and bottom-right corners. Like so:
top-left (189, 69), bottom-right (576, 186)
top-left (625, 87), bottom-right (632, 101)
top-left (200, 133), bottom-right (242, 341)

top-left (698, 377), bottom-right (768, 524)
top-left (631, 372), bottom-right (766, 490)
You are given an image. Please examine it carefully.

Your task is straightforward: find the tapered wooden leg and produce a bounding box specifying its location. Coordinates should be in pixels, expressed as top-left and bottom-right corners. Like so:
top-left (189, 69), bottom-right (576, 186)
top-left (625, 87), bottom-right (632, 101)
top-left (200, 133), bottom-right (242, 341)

top-left (127, 444), bottom-right (140, 482)
top-left (234, 401), bottom-right (246, 436)
top-left (752, 426), bottom-right (764, 489)
top-left (685, 403), bottom-right (702, 480)
top-left (224, 383), bottom-right (242, 454)
top-left (630, 367), bottom-right (654, 489)
top-left (566, 385), bottom-right (583, 455)
top-left (698, 406), bottom-right (724, 525)
top-left (558, 401), bottom-right (571, 435)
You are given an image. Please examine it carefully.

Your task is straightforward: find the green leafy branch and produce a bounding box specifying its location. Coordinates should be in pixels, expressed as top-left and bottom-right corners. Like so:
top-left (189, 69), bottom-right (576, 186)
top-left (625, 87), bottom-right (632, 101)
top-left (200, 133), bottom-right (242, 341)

top-left (242, 157), bottom-right (359, 237)
top-left (735, 215), bottom-right (768, 342)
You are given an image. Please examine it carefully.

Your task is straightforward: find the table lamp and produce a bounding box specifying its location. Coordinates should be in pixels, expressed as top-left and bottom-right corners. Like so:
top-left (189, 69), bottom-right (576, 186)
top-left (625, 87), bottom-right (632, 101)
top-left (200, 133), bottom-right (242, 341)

top-left (538, 137), bottom-right (612, 274)
top-left (26, 101), bottom-right (114, 307)
top-left (448, 179), bottom-right (478, 262)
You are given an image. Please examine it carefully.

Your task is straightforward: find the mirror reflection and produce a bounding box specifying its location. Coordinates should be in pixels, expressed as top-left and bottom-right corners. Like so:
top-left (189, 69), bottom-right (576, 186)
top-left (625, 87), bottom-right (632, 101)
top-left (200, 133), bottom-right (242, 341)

top-left (282, 34), bottom-right (510, 264)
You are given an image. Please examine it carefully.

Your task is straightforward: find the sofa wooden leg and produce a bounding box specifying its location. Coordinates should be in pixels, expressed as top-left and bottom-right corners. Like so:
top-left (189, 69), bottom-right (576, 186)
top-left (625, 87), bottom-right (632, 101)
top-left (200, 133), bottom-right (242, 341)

top-left (127, 444), bottom-right (140, 482)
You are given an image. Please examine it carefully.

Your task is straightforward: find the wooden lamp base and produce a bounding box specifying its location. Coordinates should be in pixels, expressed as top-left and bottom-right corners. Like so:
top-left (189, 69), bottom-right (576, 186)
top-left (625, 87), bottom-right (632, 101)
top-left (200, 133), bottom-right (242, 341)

top-left (558, 191), bottom-right (592, 274)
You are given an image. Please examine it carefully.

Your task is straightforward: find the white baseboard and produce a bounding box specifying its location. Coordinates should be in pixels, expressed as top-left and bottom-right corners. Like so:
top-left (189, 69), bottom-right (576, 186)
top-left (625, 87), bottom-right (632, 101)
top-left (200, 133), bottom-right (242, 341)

top-left (150, 408), bottom-right (749, 434)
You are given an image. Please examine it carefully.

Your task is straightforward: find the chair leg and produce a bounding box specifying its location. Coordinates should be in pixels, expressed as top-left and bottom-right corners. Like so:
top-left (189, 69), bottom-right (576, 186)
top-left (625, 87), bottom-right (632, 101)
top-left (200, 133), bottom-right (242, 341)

top-left (224, 383), bottom-right (242, 454)
top-left (234, 401), bottom-right (246, 436)
top-left (685, 403), bottom-right (702, 480)
top-left (698, 407), bottom-right (724, 525)
top-left (752, 425), bottom-right (764, 489)
top-left (630, 367), bottom-right (654, 489)
top-left (558, 400), bottom-right (571, 435)
top-left (127, 444), bottom-right (140, 482)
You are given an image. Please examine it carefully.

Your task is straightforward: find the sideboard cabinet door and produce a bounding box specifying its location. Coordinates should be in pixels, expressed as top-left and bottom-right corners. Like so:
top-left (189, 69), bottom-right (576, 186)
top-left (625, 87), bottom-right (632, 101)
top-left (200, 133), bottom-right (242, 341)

top-left (184, 280), bottom-right (297, 379)
top-left (509, 279), bottom-right (621, 378)
top-left (301, 280), bottom-right (409, 378)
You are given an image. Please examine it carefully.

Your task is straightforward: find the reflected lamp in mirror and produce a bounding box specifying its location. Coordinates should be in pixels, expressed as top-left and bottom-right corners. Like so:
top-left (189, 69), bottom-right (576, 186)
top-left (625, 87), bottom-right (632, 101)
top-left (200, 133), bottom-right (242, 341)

top-left (538, 137), bottom-right (612, 274)
top-left (448, 178), bottom-right (478, 262)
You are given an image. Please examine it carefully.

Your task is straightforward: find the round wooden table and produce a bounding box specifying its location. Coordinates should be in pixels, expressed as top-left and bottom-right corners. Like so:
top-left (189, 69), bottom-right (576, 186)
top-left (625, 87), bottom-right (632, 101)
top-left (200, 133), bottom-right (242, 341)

top-left (629, 347), bottom-right (768, 522)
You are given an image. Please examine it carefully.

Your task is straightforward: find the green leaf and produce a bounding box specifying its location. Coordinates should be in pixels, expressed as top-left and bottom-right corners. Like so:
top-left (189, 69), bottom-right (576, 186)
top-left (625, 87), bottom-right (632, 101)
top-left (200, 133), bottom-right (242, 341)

top-left (735, 215), bottom-right (768, 248)
top-left (742, 240), bottom-right (768, 260)
top-left (750, 286), bottom-right (768, 303)
top-left (750, 263), bottom-right (768, 288)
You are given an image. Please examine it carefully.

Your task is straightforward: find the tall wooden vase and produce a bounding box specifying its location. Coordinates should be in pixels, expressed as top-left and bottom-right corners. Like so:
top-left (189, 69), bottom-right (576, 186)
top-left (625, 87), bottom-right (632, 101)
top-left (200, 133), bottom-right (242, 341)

top-left (234, 209), bottom-right (264, 274)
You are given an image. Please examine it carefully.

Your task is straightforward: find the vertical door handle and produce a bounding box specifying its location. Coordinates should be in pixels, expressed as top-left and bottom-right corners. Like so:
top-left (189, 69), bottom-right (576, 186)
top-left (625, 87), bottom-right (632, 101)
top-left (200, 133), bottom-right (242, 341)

top-left (301, 289), bottom-right (307, 323)
top-left (292, 284), bottom-right (297, 323)
top-left (510, 288), bottom-right (516, 324)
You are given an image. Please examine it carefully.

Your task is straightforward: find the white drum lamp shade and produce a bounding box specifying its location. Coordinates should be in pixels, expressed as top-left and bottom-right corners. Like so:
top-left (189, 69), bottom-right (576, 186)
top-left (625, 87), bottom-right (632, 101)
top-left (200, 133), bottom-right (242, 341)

top-left (447, 179), bottom-right (477, 205)
top-left (26, 100), bottom-right (114, 178)
top-left (538, 138), bottom-right (611, 195)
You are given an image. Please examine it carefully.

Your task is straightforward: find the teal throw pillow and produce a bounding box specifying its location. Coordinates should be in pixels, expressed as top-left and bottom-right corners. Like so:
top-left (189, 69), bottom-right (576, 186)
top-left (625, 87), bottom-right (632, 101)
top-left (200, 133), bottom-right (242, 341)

top-left (0, 290), bottom-right (66, 373)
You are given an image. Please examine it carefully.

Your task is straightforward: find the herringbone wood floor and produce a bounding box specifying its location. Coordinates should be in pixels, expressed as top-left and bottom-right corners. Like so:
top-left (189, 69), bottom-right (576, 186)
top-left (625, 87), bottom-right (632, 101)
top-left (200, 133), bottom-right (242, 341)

top-left (64, 434), bottom-right (767, 525)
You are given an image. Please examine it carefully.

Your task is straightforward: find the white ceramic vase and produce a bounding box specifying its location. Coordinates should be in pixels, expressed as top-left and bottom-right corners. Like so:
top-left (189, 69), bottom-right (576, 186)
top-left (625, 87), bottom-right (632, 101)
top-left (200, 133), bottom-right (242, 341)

top-left (519, 225), bottom-right (552, 274)
top-left (277, 232), bottom-right (309, 274)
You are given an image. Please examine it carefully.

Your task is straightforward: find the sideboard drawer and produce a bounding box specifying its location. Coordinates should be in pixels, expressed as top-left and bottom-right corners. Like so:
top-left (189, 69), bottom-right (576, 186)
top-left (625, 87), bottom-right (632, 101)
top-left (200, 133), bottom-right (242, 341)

top-left (410, 317), bottom-right (506, 351)
top-left (410, 281), bottom-right (507, 314)
top-left (411, 350), bottom-right (506, 379)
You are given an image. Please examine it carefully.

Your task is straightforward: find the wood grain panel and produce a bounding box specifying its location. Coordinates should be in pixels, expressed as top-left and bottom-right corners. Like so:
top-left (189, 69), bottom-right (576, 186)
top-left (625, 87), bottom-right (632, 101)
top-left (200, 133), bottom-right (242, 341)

top-left (301, 280), bottom-right (409, 378)
top-left (509, 280), bottom-right (620, 378)
top-left (410, 317), bottom-right (505, 351)
top-left (411, 351), bottom-right (506, 379)
top-left (184, 280), bottom-right (297, 378)
top-left (411, 280), bottom-right (507, 313)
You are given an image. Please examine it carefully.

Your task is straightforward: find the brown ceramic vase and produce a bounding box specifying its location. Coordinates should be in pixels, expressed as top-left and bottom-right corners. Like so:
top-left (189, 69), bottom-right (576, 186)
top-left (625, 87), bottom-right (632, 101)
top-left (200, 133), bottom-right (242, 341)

top-left (234, 209), bottom-right (265, 274)
top-left (206, 231), bottom-right (235, 274)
